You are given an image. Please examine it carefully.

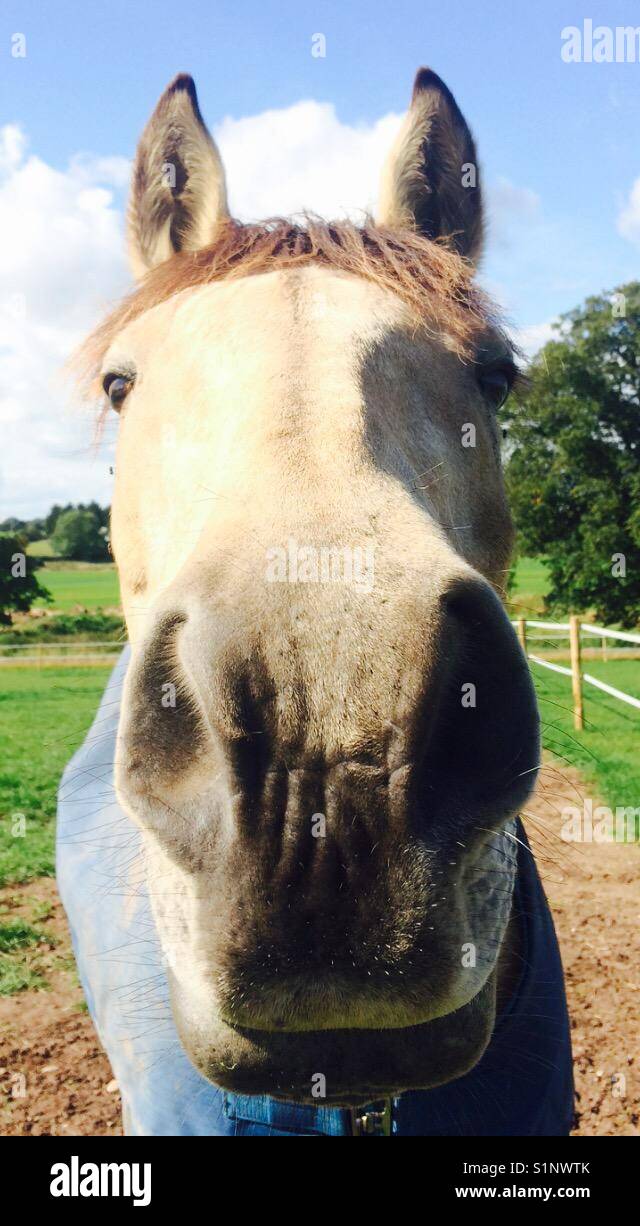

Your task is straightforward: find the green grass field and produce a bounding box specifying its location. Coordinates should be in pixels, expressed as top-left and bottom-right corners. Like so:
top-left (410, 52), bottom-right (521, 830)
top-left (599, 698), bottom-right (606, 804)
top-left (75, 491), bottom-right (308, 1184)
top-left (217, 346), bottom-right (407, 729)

top-left (507, 556), bottom-right (550, 616)
top-left (0, 666), bottom-right (112, 887)
top-left (533, 658), bottom-right (640, 814)
top-left (34, 562), bottom-right (120, 611)
top-left (507, 561), bottom-right (639, 810)
top-left (27, 538), bottom-right (56, 558)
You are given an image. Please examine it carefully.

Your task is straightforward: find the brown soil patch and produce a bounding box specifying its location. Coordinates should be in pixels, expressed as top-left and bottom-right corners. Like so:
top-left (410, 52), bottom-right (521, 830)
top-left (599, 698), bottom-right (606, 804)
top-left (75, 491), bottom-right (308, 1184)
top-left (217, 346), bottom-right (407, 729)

top-left (0, 765), bottom-right (637, 1136)
top-left (0, 879), bottom-right (120, 1135)
top-left (531, 763), bottom-right (639, 1136)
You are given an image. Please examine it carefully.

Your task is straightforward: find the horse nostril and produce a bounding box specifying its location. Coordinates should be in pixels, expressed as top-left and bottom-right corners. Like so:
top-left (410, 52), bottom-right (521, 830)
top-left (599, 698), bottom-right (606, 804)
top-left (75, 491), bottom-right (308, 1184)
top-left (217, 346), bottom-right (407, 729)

top-left (418, 576), bottom-right (540, 827)
top-left (117, 607), bottom-right (209, 795)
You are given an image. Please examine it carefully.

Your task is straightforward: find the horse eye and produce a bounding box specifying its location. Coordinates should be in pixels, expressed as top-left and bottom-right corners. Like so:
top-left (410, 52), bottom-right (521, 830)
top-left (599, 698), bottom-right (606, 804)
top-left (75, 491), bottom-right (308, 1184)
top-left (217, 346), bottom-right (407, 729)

top-left (102, 373), bottom-right (133, 410)
top-left (478, 366), bottom-right (513, 410)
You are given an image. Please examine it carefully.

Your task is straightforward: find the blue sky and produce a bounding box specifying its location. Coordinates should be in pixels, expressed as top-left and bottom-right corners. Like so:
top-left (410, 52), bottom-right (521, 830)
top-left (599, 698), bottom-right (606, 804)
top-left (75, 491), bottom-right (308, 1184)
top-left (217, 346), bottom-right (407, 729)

top-left (1, 0), bottom-right (639, 515)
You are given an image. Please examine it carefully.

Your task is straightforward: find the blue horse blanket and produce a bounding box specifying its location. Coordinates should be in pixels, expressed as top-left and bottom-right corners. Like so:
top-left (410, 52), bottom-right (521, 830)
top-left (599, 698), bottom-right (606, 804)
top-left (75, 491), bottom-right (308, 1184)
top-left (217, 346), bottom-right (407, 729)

top-left (56, 650), bottom-right (574, 1136)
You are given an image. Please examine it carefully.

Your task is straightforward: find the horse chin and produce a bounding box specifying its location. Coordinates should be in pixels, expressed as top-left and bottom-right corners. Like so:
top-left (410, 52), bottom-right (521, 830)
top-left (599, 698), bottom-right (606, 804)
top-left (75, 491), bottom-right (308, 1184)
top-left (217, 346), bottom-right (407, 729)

top-left (159, 821), bottom-right (519, 1103)
top-left (171, 971), bottom-right (498, 1106)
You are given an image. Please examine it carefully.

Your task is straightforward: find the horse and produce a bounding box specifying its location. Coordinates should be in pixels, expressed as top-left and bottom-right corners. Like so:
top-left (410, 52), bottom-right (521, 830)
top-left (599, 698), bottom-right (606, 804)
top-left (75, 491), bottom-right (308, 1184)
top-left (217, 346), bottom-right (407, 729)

top-left (58, 68), bottom-right (573, 1134)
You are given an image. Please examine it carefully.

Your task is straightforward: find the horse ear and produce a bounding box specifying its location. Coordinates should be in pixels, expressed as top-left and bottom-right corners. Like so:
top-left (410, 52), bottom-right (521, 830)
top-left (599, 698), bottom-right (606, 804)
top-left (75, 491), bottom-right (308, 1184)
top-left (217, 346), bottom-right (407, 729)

top-left (377, 68), bottom-right (483, 264)
top-left (127, 74), bottom-right (229, 279)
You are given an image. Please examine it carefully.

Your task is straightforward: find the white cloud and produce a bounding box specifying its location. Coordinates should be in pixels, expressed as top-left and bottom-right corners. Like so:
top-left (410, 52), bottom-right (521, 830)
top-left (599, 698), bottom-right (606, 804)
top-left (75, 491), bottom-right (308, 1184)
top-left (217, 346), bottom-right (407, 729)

top-left (0, 102), bottom-right (541, 519)
top-left (0, 126), bottom-right (128, 518)
top-left (0, 124), bottom-right (27, 174)
top-left (485, 176), bottom-right (541, 254)
top-left (490, 177), bottom-right (540, 222)
top-left (617, 177), bottom-right (640, 247)
top-left (215, 101), bottom-right (403, 221)
top-left (514, 320), bottom-right (558, 358)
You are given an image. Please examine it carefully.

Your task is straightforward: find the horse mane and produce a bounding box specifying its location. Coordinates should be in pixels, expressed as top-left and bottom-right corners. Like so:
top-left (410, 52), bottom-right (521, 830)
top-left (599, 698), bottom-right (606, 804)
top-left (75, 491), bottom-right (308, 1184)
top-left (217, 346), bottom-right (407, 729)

top-left (75, 216), bottom-right (507, 395)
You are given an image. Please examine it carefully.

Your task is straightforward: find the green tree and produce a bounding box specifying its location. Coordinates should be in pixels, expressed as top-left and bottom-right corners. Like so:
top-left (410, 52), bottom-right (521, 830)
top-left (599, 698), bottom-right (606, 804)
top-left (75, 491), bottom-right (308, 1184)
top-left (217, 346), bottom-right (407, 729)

top-left (0, 533), bottom-right (51, 624)
top-left (505, 283), bottom-right (640, 626)
top-left (51, 509), bottom-right (109, 562)
top-left (45, 504), bottom-right (64, 536)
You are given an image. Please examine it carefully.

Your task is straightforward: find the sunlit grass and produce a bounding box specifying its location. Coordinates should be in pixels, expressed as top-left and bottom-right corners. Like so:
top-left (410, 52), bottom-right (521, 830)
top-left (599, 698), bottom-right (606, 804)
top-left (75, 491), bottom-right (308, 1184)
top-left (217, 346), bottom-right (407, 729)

top-left (533, 659), bottom-right (640, 818)
top-left (0, 666), bottom-right (112, 886)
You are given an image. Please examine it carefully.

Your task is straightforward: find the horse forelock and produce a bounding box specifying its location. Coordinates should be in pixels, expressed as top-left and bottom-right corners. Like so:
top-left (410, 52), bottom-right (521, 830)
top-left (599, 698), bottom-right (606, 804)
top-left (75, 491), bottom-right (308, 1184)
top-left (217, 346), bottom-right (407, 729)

top-left (73, 215), bottom-right (512, 400)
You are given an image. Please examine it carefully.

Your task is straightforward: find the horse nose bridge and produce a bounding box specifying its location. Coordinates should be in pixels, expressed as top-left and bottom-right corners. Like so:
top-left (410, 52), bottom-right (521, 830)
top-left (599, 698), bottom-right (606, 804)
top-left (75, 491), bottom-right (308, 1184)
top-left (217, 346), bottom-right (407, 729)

top-left (124, 556), bottom-right (534, 790)
top-left (167, 557), bottom-right (457, 755)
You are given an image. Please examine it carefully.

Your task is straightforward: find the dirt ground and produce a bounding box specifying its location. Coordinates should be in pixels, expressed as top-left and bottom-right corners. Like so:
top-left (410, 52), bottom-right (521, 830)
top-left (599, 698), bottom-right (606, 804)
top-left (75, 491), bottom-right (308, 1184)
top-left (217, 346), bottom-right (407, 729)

top-left (0, 765), bottom-right (637, 1136)
top-left (533, 765), bottom-right (639, 1137)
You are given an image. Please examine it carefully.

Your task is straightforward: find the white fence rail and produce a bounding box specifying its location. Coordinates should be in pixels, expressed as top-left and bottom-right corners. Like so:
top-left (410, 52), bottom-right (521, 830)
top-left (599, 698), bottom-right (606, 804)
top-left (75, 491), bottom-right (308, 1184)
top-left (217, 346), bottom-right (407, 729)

top-left (527, 654), bottom-right (572, 677)
top-left (582, 672), bottom-right (640, 710)
top-left (1, 641), bottom-right (120, 651)
top-left (513, 616), bottom-right (640, 727)
top-left (581, 623), bottom-right (640, 645)
top-left (0, 641), bottom-right (121, 665)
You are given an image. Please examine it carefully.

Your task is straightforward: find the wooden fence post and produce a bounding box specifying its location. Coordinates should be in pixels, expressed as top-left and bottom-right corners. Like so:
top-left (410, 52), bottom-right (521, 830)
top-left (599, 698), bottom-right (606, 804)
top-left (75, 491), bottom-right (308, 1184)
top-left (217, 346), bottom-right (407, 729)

top-left (569, 614), bottom-right (584, 731)
top-left (517, 618), bottom-right (527, 656)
